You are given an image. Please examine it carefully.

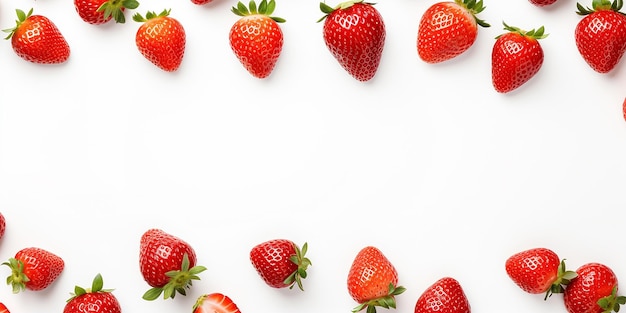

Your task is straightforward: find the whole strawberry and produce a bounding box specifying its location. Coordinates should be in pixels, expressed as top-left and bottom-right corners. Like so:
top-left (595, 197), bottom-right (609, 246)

top-left (229, 0), bottom-right (285, 79)
top-left (74, 0), bottom-right (139, 24)
top-left (564, 263), bottom-right (626, 313)
top-left (192, 0), bottom-right (214, 5)
top-left (505, 247), bottom-right (577, 299)
top-left (3, 247), bottom-right (64, 293)
top-left (250, 239), bottom-right (311, 290)
top-left (133, 9), bottom-right (186, 72)
top-left (414, 277), bottom-right (470, 313)
top-left (417, 0), bottom-right (489, 64)
top-left (530, 0), bottom-right (558, 6)
top-left (193, 293), bottom-right (242, 313)
top-left (575, 0), bottom-right (626, 73)
top-left (347, 246), bottom-right (406, 313)
top-left (319, 0), bottom-right (386, 82)
top-left (139, 228), bottom-right (206, 300)
top-left (3, 9), bottom-right (70, 64)
top-left (622, 97), bottom-right (626, 121)
top-left (0, 212), bottom-right (5, 241)
top-left (491, 22), bottom-right (547, 93)
top-left (63, 274), bottom-right (121, 313)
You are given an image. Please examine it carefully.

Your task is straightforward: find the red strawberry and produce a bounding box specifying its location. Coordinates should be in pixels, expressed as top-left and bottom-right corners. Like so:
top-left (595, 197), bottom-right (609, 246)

top-left (575, 0), bottom-right (626, 73)
top-left (530, 0), bottom-right (558, 6)
top-left (319, 0), bottom-right (386, 82)
top-left (193, 293), bottom-right (242, 313)
top-left (417, 0), bottom-right (489, 64)
top-left (74, 0), bottom-right (139, 24)
top-left (414, 277), bottom-right (470, 313)
top-left (2, 247), bottom-right (64, 293)
top-left (491, 22), bottom-right (547, 93)
top-left (229, 0), bottom-right (285, 79)
top-left (133, 9), bottom-right (186, 72)
top-left (505, 248), bottom-right (577, 299)
top-left (564, 263), bottom-right (626, 313)
top-left (3, 9), bottom-right (70, 64)
top-left (192, 0), bottom-right (214, 5)
top-left (622, 97), bottom-right (626, 121)
top-left (63, 274), bottom-right (121, 313)
top-left (139, 228), bottom-right (206, 300)
top-left (250, 239), bottom-right (311, 290)
top-left (0, 303), bottom-right (9, 313)
top-left (0, 212), bottom-right (5, 241)
top-left (347, 246), bottom-right (406, 313)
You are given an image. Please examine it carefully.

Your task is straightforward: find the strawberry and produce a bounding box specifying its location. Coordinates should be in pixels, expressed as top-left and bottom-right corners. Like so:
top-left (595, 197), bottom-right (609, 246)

top-left (250, 239), bottom-right (311, 290)
top-left (491, 22), bottom-right (547, 93)
top-left (192, 0), bottom-right (214, 5)
top-left (139, 228), bottom-right (206, 300)
top-left (2, 247), bottom-right (64, 293)
top-left (564, 263), bottom-right (626, 313)
top-left (63, 274), bottom-right (121, 313)
top-left (414, 277), bottom-right (470, 313)
top-left (505, 248), bottom-right (577, 299)
top-left (133, 9), bottom-right (186, 72)
top-left (74, 0), bottom-right (139, 24)
top-left (529, 0), bottom-right (558, 6)
top-left (229, 0), bottom-right (285, 79)
top-left (347, 246), bottom-right (406, 313)
top-left (0, 303), bottom-right (9, 313)
top-left (2, 9), bottom-right (70, 64)
top-left (318, 0), bottom-right (386, 82)
top-left (575, 0), bottom-right (626, 73)
top-left (417, 0), bottom-right (490, 64)
top-left (193, 293), bottom-right (242, 313)
top-left (0, 212), bottom-right (5, 241)
top-left (622, 97), bottom-right (626, 121)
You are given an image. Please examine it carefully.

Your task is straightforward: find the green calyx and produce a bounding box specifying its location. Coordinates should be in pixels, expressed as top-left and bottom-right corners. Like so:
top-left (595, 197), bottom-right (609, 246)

top-left (66, 274), bottom-right (113, 302)
top-left (132, 9), bottom-right (171, 23)
top-left (544, 259), bottom-right (577, 300)
top-left (317, 0), bottom-right (374, 23)
top-left (231, 0), bottom-right (285, 23)
top-left (351, 283), bottom-right (407, 313)
top-left (142, 253), bottom-right (207, 301)
top-left (597, 286), bottom-right (626, 313)
top-left (496, 21), bottom-right (548, 40)
top-left (2, 258), bottom-right (29, 294)
top-left (2, 8), bottom-right (33, 40)
top-left (454, 0), bottom-right (490, 28)
top-left (97, 0), bottom-right (140, 23)
top-left (284, 242), bottom-right (312, 291)
top-left (577, 0), bottom-right (625, 15)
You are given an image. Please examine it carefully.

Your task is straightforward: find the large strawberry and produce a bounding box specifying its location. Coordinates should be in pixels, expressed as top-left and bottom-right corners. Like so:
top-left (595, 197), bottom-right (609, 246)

top-left (414, 277), bottom-right (470, 313)
top-left (319, 0), bottom-right (386, 82)
top-left (564, 263), bottom-right (626, 313)
top-left (347, 246), bottom-right (406, 313)
top-left (491, 22), bottom-right (548, 93)
top-left (229, 0), bottom-right (285, 79)
top-left (193, 293), bottom-right (242, 313)
top-left (417, 0), bottom-right (489, 64)
top-left (74, 0), bottom-right (139, 24)
top-left (2, 247), bottom-right (64, 293)
top-left (505, 247), bottom-right (577, 299)
top-left (575, 0), bottom-right (626, 73)
top-left (63, 274), bottom-right (121, 313)
top-left (133, 9), bottom-right (186, 72)
top-left (250, 239), bottom-right (311, 290)
top-left (139, 228), bottom-right (206, 300)
top-left (3, 9), bottom-right (70, 64)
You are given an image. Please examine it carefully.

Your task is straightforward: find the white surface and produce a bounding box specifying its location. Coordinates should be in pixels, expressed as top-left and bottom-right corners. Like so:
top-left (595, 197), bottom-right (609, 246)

top-left (1, 0), bottom-right (626, 312)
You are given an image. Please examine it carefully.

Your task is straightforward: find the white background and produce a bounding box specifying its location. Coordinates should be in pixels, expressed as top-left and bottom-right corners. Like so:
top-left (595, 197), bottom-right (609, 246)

top-left (1, 0), bottom-right (626, 312)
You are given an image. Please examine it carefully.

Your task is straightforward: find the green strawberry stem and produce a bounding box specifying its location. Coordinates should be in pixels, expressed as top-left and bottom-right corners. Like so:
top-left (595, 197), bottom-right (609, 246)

top-left (496, 21), bottom-right (548, 40)
top-left (545, 259), bottom-right (577, 300)
top-left (318, 0), bottom-right (373, 22)
top-left (142, 253), bottom-right (207, 301)
top-left (2, 258), bottom-right (30, 294)
top-left (132, 9), bottom-right (171, 23)
top-left (2, 8), bottom-right (33, 40)
top-left (97, 0), bottom-right (140, 23)
top-left (597, 287), bottom-right (626, 313)
top-left (455, 0), bottom-right (490, 28)
top-left (231, 0), bottom-right (285, 23)
top-left (577, 0), bottom-right (625, 15)
top-left (66, 273), bottom-right (114, 302)
top-left (351, 283), bottom-right (407, 313)
top-left (284, 242), bottom-right (312, 291)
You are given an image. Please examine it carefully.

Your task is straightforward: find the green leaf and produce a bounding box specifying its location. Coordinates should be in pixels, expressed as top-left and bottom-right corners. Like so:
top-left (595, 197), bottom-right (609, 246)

top-left (142, 287), bottom-right (163, 301)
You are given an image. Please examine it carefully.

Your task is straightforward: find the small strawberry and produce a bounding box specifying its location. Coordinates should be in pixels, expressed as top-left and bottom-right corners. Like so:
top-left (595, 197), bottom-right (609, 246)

top-left (74, 0), bottom-right (139, 24)
top-left (2, 247), bottom-right (64, 293)
top-left (564, 263), bottom-right (626, 313)
top-left (505, 248), bottom-right (577, 299)
top-left (417, 0), bottom-right (490, 64)
top-left (414, 277), bottom-right (470, 313)
top-left (63, 274), bottom-right (121, 313)
top-left (229, 0), bottom-right (285, 79)
top-left (575, 0), bottom-right (626, 73)
top-left (0, 212), bottom-right (5, 241)
top-left (347, 246), bottom-right (406, 313)
top-left (622, 97), bottom-right (626, 121)
top-left (2, 9), bottom-right (70, 64)
top-left (318, 0), bottom-right (386, 82)
top-left (133, 9), bottom-right (186, 72)
top-left (139, 228), bottom-right (206, 300)
top-left (193, 293), bottom-right (242, 313)
top-left (192, 0), bottom-right (214, 5)
top-left (491, 22), bottom-right (547, 93)
top-left (0, 302), bottom-right (10, 313)
top-left (530, 0), bottom-right (559, 6)
top-left (250, 239), bottom-right (311, 290)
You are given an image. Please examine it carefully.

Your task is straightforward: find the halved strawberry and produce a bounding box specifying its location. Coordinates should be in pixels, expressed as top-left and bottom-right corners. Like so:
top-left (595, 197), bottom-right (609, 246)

top-left (193, 293), bottom-right (241, 313)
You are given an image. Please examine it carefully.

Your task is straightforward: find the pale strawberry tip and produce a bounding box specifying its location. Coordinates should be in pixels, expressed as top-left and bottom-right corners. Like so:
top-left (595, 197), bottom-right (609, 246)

top-left (284, 242), bottom-right (312, 291)
top-left (142, 253), bottom-right (207, 301)
top-left (351, 283), bottom-right (406, 313)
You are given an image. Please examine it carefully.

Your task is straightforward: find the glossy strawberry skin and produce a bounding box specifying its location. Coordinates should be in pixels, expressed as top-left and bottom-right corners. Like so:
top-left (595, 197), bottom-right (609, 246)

top-left (347, 246), bottom-right (399, 303)
top-left (8, 10), bottom-right (70, 64)
top-left (250, 239), bottom-right (298, 288)
top-left (622, 97), bottom-right (626, 121)
top-left (492, 28), bottom-right (544, 93)
top-left (575, 8), bottom-right (626, 73)
top-left (414, 277), bottom-right (470, 313)
top-left (64, 292), bottom-right (120, 313)
top-left (139, 228), bottom-right (197, 288)
top-left (0, 302), bottom-right (10, 313)
top-left (321, 2), bottom-right (386, 82)
top-left (74, 0), bottom-right (113, 24)
top-left (529, 0), bottom-right (558, 6)
top-left (3, 247), bottom-right (64, 293)
top-left (564, 263), bottom-right (619, 313)
top-left (0, 213), bottom-right (5, 240)
top-left (193, 293), bottom-right (241, 313)
top-left (134, 11), bottom-right (186, 72)
top-left (505, 248), bottom-right (560, 294)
